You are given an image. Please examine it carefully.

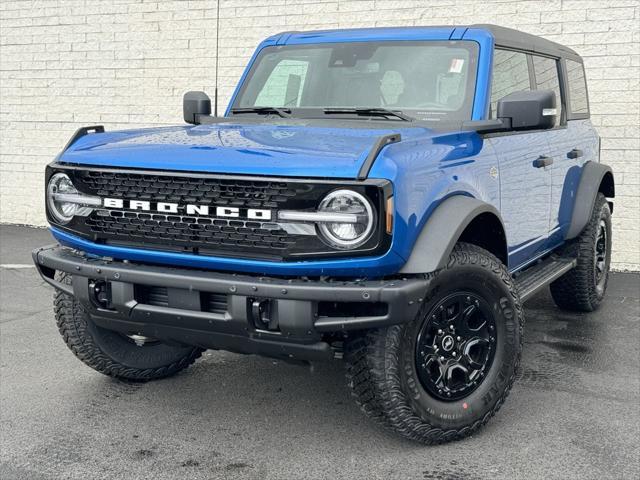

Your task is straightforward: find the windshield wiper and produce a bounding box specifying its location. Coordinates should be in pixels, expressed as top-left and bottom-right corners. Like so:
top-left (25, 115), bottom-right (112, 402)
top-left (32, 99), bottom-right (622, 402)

top-left (323, 108), bottom-right (414, 122)
top-left (231, 107), bottom-right (292, 118)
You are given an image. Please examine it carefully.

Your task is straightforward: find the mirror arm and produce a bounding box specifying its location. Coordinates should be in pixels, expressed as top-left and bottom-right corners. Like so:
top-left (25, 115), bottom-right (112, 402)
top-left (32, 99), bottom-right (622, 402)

top-left (194, 113), bottom-right (209, 125)
top-left (461, 118), bottom-right (511, 133)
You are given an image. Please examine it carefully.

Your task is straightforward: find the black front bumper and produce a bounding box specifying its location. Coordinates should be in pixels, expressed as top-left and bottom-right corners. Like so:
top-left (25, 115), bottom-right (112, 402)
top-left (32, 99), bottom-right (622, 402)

top-left (33, 245), bottom-right (429, 361)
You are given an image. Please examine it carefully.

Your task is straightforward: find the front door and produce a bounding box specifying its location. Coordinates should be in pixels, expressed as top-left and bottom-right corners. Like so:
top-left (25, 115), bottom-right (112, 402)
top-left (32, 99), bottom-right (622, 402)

top-left (486, 49), bottom-right (553, 269)
top-left (488, 132), bottom-right (553, 269)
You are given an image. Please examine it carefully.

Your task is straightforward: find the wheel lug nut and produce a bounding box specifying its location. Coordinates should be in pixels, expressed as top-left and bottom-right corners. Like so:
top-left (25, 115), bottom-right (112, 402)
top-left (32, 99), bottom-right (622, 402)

top-left (440, 356), bottom-right (445, 361)
top-left (456, 336), bottom-right (461, 341)
top-left (449, 325), bottom-right (455, 331)
top-left (446, 392), bottom-right (451, 397)
top-left (437, 329), bottom-right (443, 335)
top-left (452, 351), bottom-right (457, 357)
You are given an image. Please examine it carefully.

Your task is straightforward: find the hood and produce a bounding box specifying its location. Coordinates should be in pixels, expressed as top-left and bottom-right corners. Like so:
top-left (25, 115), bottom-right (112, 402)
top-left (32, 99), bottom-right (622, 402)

top-left (58, 122), bottom-right (434, 179)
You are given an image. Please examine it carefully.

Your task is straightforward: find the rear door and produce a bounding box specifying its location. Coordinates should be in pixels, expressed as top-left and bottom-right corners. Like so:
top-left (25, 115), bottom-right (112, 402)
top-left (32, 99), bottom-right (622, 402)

top-left (539, 58), bottom-right (598, 247)
top-left (485, 49), bottom-right (553, 269)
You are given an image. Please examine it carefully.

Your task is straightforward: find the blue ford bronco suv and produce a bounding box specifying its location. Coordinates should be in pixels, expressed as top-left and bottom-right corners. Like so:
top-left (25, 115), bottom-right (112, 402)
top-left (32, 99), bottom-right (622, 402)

top-left (34, 25), bottom-right (614, 444)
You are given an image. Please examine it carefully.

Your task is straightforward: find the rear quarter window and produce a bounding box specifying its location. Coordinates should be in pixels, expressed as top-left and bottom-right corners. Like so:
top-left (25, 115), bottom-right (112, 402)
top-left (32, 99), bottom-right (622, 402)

top-left (565, 60), bottom-right (589, 116)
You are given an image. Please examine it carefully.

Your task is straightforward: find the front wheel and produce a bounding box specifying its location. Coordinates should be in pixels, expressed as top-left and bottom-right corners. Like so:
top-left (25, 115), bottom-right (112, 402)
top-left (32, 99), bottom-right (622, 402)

top-left (54, 272), bottom-right (203, 381)
top-left (345, 243), bottom-right (524, 444)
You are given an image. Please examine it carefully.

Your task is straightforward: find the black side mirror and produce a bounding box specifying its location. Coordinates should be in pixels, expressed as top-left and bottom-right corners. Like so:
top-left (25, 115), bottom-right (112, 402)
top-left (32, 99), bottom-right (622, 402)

top-left (183, 91), bottom-right (211, 124)
top-left (497, 90), bottom-right (557, 130)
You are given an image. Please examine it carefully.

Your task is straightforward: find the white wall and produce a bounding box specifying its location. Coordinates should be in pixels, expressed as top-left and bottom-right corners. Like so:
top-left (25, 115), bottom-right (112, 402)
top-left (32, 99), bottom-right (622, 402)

top-left (1, 0), bottom-right (638, 270)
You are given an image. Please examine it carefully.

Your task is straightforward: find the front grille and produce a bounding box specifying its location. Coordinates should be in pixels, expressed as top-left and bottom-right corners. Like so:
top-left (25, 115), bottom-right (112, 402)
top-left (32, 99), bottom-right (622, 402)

top-left (79, 170), bottom-right (304, 257)
top-left (49, 166), bottom-right (391, 261)
top-left (78, 170), bottom-right (299, 208)
top-left (85, 211), bottom-right (297, 253)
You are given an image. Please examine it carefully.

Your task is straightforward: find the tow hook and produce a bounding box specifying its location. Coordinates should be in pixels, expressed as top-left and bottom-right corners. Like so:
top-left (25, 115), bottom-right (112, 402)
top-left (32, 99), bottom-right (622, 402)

top-left (250, 299), bottom-right (279, 332)
top-left (89, 280), bottom-right (111, 309)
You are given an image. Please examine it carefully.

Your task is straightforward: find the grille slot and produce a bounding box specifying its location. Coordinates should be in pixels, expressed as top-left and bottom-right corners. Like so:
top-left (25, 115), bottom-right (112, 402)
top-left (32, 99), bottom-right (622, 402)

top-left (135, 285), bottom-right (169, 307)
top-left (201, 292), bottom-right (228, 314)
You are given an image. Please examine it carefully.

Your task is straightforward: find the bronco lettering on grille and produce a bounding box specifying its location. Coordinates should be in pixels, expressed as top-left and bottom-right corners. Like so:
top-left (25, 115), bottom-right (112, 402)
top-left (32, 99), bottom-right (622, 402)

top-left (102, 198), bottom-right (272, 220)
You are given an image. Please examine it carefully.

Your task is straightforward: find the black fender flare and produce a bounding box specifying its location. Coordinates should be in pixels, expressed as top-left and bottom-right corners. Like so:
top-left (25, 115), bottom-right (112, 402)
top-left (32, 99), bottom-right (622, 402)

top-left (566, 161), bottom-right (614, 240)
top-left (399, 196), bottom-right (505, 274)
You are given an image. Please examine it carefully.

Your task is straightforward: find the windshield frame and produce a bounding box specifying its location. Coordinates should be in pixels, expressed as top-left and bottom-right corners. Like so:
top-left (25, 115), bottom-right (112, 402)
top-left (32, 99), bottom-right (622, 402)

top-left (228, 40), bottom-right (480, 125)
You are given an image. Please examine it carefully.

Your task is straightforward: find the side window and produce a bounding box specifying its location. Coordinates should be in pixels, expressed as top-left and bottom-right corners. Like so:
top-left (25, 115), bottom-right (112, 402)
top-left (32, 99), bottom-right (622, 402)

top-left (532, 56), bottom-right (562, 126)
top-left (254, 60), bottom-right (309, 107)
top-left (490, 49), bottom-right (531, 118)
top-left (566, 59), bottom-right (589, 116)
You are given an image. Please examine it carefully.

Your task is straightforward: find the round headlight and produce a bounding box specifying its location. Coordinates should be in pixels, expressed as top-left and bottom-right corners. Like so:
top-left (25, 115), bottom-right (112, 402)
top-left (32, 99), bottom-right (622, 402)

top-left (47, 173), bottom-right (79, 224)
top-left (317, 189), bottom-right (375, 249)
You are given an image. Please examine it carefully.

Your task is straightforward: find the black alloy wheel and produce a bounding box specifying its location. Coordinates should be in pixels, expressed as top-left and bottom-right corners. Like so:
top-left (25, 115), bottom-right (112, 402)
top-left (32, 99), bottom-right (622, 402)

top-left (415, 292), bottom-right (496, 401)
top-left (594, 219), bottom-right (608, 295)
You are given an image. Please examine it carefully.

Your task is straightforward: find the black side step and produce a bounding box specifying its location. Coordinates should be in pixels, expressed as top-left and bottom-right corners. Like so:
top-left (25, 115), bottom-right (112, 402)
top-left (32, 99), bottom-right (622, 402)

top-left (514, 256), bottom-right (577, 303)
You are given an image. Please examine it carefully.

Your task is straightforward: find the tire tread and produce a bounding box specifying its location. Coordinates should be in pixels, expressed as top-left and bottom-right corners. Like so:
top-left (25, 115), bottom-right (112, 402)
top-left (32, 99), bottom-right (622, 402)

top-left (550, 193), bottom-right (611, 312)
top-left (54, 272), bottom-right (202, 381)
top-left (345, 243), bottom-right (524, 444)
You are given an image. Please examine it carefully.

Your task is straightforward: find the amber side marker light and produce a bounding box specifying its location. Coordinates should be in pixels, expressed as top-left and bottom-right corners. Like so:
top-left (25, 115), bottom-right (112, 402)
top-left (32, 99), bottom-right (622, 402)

top-left (386, 196), bottom-right (394, 234)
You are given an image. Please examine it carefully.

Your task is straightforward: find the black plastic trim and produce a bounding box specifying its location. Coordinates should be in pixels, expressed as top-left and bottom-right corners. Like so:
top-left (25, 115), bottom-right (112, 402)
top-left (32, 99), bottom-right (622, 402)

top-left (358, 133), bottom-right (401, 180)
top-left (472, 24), bottom-right (582, 62)
top-left (399, 196), bottom-right (506, 274)
top-left (566, 162), bottom-right (614, 239)
top-left (62, 125), bottom-right (104, 152)
top-left (33, 245), bottom-right (429, 359)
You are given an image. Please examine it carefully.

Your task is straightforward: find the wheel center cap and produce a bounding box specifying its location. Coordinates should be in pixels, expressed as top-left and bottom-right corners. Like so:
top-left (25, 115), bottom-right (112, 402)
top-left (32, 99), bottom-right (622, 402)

top-left (441, 335), bottom-right (455, 352)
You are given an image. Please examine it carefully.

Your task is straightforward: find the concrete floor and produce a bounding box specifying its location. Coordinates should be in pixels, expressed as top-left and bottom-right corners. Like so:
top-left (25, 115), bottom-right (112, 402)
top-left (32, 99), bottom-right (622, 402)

top-left (1, 224), bottom-right (638, 480)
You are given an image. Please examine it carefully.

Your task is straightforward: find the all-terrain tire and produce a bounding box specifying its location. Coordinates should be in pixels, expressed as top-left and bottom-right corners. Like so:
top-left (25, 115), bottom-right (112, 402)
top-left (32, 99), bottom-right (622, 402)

top-left (550, 193), bottom-right (612, 312)
top-left (345, 243), bottom-right (524, 444)
top-left (54, 272), bottom-right (203, 381)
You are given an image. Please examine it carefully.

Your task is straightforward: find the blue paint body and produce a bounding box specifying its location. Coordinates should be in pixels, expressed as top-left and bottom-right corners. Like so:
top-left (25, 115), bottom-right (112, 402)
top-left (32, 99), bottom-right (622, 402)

top-left (52, 26), bottom-right (599, 277)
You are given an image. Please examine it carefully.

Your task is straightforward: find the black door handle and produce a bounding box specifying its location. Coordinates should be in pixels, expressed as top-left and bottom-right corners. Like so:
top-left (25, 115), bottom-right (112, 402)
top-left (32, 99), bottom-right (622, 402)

top-left (533, 156), bottom-right (553, 168)
top-left (567, 148), bottom-right (583, 159)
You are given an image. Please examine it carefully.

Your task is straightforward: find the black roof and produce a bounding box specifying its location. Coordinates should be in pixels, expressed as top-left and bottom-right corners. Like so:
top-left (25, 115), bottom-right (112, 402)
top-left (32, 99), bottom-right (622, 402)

top-left (472, 24), bottom-right (582, 62)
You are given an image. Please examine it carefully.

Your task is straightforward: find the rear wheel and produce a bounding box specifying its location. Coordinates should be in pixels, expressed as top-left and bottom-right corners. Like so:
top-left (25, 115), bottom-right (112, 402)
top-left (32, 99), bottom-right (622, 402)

top-left (345, 243), bottom-right (523, 444)
top-left (550, 193), bottom-right (612, 312)
top-left (54, 272), bottom-right (203, 381)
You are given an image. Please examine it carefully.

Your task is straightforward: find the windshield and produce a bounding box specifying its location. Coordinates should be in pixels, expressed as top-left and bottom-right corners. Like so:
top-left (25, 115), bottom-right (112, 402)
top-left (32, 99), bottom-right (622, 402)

top-left (231, 41), bottom-right (479, 124)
